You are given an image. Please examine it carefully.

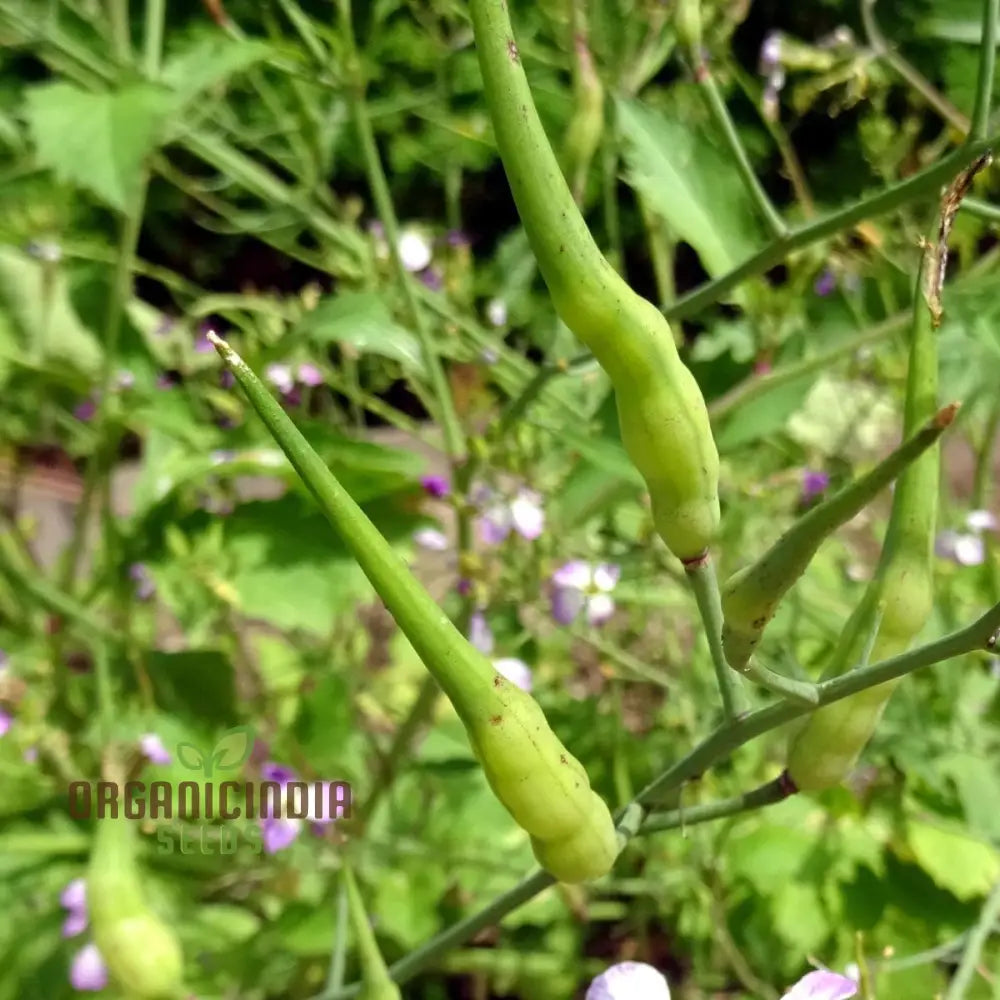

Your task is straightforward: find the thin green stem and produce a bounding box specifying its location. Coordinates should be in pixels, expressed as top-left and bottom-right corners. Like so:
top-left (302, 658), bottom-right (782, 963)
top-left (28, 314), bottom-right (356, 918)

top-left (337, 0), bottom-right (465, 462)
top-left (741, 660), bottom-right (820, 706)
top-left (962, 194), bottom-right (1000, 223)
top-left (945, 877), bottom-right (1000, 999)
top-left (663, 137), bottom-right (996, 320)
top-left (861, 0), bottom-right (970, 133)
top-left (108, 0), bottom-right (131, 64)
top-left (639, 776), bottom-right (794, 834)
top-left (695, 64), bottom-right (786, 238)
top-left (60, 182), bottom-right (148, 594)
top-left (973, 394), bottom-right (1000, 507)
top-left (970, 0), bottom-right (1000, 139)
top-left (142, 0), bottom-right (164, 78)
top-left (684, 558), bottom-right (750, 721)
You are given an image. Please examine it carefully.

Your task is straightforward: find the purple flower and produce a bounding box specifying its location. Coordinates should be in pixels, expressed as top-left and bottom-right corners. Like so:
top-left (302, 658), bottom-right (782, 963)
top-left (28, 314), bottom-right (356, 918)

top-left (258, 762), bottom-right (343, 852)
top-left (297, 363), bottom-right (324, 387)
top-left (468, 610), bottom-right (495, 655)
top-left (586, 961), bottom-right (671, 999)
top-left (445, 229), bottom-right (471, 248)
top-left (419, 267), bottom-right (444, 292)
top-left (414, 527), bottom-right (449, 551)
top-left (551, 561), bottom-right (620, 626)
top-left (69, 943), bottom-right (108, 991)
top-left (0, 709), bottom-right (10, 737)
top-left (493, 657), bottom-right (532, 692)
top-left (139, 733), bottom-right (171, 765)
top-left (456, 578), bottom-right (472, 597)
top-left (60, 878), bottom-right (88, 938)
top-left (74, 397), bottom-right (97, 422)
top-left (780, 970), bottom-right (858, 1000)
top-left (802, 469), bottom-right (830, 501)
top-left (129, 563), bottom-right (155, 601)
top-left (421, 475), bottom-right (451, 498)
top-left (476, 486), bottom-right (545, 545)
top-left (814, 269), bottom-right (837, 297)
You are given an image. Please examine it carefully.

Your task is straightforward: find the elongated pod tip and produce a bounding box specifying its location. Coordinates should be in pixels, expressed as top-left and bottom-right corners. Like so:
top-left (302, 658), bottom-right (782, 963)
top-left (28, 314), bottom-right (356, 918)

top-left (934, 401), bottom-right (960, 428)
top-left (206, 330), bottom-right (245, 370)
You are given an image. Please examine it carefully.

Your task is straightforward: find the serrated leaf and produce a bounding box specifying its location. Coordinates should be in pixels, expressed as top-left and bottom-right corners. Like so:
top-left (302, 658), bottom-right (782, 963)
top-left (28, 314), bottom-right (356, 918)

top-left (25, 82), bottom-right (176, 210)
top-left (616, 94), bottom-right (766, 282)
top-left (295, 291), bottom-right (425, 372)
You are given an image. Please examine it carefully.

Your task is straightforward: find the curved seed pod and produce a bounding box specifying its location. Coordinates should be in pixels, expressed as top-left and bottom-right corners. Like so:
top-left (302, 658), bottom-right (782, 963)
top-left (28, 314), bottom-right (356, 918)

top-left (721, 402), bottom-right (957, 670)
top-left (787, 243), bottom-right (942, 792)
top-left (469, 0), bottom-right (719, 561)
top-left (562, 16), bottom-right (604, 204)
top-left (87, 811), bottom-right (185, 1000)
top-left (342, 864), bottom-right (402, 1000)
top-left (210, 336), bottom-right (618, 883)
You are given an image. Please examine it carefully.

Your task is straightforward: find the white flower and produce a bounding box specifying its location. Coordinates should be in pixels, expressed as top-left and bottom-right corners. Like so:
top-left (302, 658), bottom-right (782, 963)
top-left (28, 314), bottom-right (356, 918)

top-left (586, 962), bottom-right (670, 1000)
top-left (493, 657), bottom-right (532, 692)
top-left (414, 527), bottom-right (449, 551)
top-left (486, 298), bottom-right (508, 327)
top-left (551, 560), bottom-right (620, 626)
top-left (967, 509), bottom-right (998, 532)
top-left (398, 228), bottom-right (433, 272)
top-left (265, 363), bottom-right (295, 394)
top-left (936, 530), bottom-right (986, 566)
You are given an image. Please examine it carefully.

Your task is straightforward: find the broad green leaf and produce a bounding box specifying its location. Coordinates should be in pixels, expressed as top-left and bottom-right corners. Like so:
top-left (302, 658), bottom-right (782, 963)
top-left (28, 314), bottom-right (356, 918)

top-left (770, 882), bottom-right (829, 955)
top-left (905, 819), bottom-right (1000, 901)
top-left (0, 246), bottom-right (102, 377)
top-left (24, 82), bottom-right (176, 210)
top-left (294, 291), bottom-right (425, 372)
top-left (715, 373), bottom-right (817, 450)
top-left (616, 94), bottom-right (766, 281)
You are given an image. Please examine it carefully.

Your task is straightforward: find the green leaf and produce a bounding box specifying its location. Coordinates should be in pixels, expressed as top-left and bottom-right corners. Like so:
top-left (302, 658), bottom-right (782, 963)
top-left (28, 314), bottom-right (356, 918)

top-left (770, 882), bottom-right (830, 954)
top-left (147, 650), bottom-right (237, 727)
top-left (161, 36), bottom-right (273, 110)
top-left (714, 373), bottom-right (817, 450)
top-left (0, 246), bottom-right (102, 377)
top-left (24, 82), bottom-right (176, 210)
top-left (294, 292), bottom-right (425, 372)
top-left (616, 94), bottom-right (765, 281)
top-left (905, 819), bottom-right (1000, 901)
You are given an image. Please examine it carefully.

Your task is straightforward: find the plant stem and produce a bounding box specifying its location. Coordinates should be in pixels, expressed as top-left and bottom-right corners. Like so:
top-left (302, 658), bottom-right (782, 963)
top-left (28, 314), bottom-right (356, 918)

top-left (945, 877), bottom-right (1000, 999)
top-left (971, 0), bottom-right (1000, 139)
top-left (142, 0), bottom-right (164, 77)
top-left (663, 137), bottom-right (996, 320)
top-left (861, 0), bottom-right (970, 133)
top-left (962, 194), bottom-right (1000, 223)
top-left (323, 599), bottom-right (1000, 997)
top-left (684, 557), bottom-right (750, 721)
top-left (639, 775), bottom-right (794, 834)
top-left (336, 0), bottom-right (465, 462)
top-left (109, 0), bottom-right (131, 63)
top-left (694, 62), bottom-right (786, 237)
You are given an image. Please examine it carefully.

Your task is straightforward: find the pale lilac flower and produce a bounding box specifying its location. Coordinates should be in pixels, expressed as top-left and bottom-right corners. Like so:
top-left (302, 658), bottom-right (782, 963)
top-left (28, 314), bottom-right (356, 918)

top-left (398, 228), bottom-right (433, 272)
top-left (759, 31), bottom-right (783, 72)
top-left (814, 270), bottom-right (837, 296)
top-left (23, 746), bottom-right (38, 763)
top-left (26, 239), bottom-right (63, 263)
top-left (780, 969), bottom-right (857, 1000)
top-left (445, 230), bottom-right (470, 248)
top-left (486, 298), bottom-right (508, 327)
top-left (297, 363), bottom-right (324, 387)
top-left (480, 347), bottom-right (500, 364)
top-left (139, 733), bottom-right (171, 765)
top-left (586, 961), bottom-right (671, 999)
top-left (0, 709), bottom-right (11, 737)
top-left (413, 527), bottom-right (449, 551)
top-left (966, 509), bottom-right (998, 532)
top-left (802, 469), bottom-right (830, 500)
top-left (69, 943), bottom-right (108, 991)
top-left (419, 267), bottom-right (444, 291)
top-left (129, 562), bottom-right (155, 601)
top-left (551, 561), bottom-right (620, 626)
top-left (258, 763), bottom-right (344, 850)
top-left (476, 486), bottom-right (545, 545)
top-left (265, 363), bottom-right (295, 394)
top-left (210, 449), bottom-right (237, 466)
top-left (936, 531), bottom-right (985, 566)
top-left (194, 323), bottom-right (217, 353)
top-left (421, 475), bottom-right (450, 498)
top-left (493, 657), bottom-right (532, 692)
top-left (60, 878), bottom-right (88, 938)
top-left (468, 611), bottom-right (495, 655)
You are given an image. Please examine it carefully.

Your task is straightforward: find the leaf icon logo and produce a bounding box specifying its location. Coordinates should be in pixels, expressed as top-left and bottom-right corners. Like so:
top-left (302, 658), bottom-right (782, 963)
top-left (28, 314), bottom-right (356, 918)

top-left (175, 726), bottom-right (255, 778)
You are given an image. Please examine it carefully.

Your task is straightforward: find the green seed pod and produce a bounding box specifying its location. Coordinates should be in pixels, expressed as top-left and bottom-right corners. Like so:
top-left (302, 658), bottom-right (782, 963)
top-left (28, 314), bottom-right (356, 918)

top-left (675, 0), bottom-right (703, 54)
top-left (87, 812), bottom-right (185, 1000)
top-left (562, 27), bottom-right (604, 203)
top-left (209, 338), bottom-right (619, 883)
top-left (721, 403), bottom-right (957, 670)
top-left (469, 0), bottom-right (719, 561)
top-left (342, 864), bottom-right (402, 1000)
top-left (787, 245), bottom-right (941, 792)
